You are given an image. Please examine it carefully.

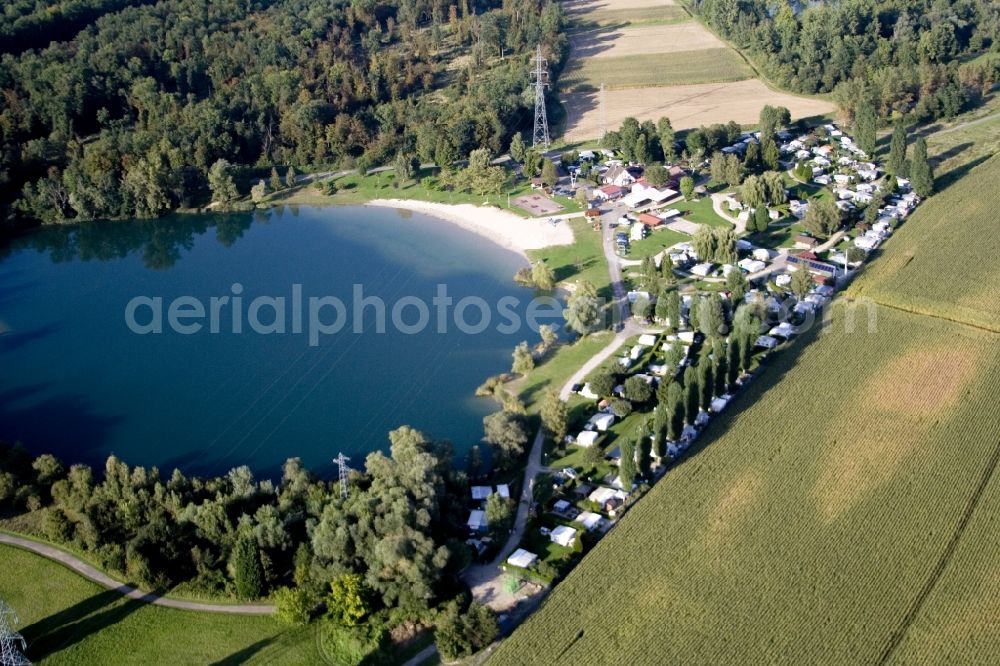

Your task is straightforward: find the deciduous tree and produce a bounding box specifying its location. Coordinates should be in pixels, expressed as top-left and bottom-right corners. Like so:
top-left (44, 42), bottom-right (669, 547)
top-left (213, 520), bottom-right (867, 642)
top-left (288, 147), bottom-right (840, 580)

top-left (511, 341), bottom-right (534, 374)
top-left (563, 281), bottom-right (603, 335)
top-left (540, 390), bottom-right (568, 444)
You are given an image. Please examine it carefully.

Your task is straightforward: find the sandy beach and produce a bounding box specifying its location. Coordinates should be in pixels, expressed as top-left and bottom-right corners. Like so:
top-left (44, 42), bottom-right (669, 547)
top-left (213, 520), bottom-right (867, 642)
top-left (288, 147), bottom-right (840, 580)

top-left (366, 199), bottom-right (574, 257)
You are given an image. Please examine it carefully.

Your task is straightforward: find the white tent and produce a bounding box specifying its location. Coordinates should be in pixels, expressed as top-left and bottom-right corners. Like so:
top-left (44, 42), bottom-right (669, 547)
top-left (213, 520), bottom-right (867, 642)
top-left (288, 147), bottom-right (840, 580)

top-left (495, 484), bottom-right (510, 499)
top-left (575, 511), bottom-right (602, 531)
top-left (769, 322), bottom-right (796, 339)
top-left (691, 262), bottom-right (714, 277)
top-left (506, 548), bottom-right (538, 569)
top-left (576, 430), bottom-right (600, 447)
top-left (638, 333), bottom-right (658, 346)
top-left (589, 413), bottom-right (615, 432)
top-left (738, 258), bottom-right (766, 273)
top-left (471, 486), bottom-right (492, 501)
top-left (755, 335), bottom-right (779, 350)
top-left (550, 525), bottom-right (578, 548)
top-left (467, 510), bottom-right (487, 531)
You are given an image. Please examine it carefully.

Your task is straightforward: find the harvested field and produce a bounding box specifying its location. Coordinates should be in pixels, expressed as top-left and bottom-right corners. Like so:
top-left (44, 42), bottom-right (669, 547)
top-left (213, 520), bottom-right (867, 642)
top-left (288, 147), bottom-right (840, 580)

top-left (568, 5), bottom-right (688, 28)
top-left (562, 79), bottom-right (837, 141)
top-left (560, 49), bottom-right (751, 91)
top-left (848, 154), bottom-right (1000, 331)
top-left (565, 0), bottom-right (679, 15)
top-left (491, 305), bottom-right (1000, 664)
top-left (559, 0), bottom-right (836, 142)
top-left (569, 22), bottom-right (726, 59)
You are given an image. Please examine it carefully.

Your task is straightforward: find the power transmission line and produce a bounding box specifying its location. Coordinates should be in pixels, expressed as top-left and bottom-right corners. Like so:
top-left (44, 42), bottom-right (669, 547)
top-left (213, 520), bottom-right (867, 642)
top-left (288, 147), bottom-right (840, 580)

top-left (531, 45), bottom-right (550, 148)
top-left (334, 453), bottom-right (351, 499)
top-left (0, 600), bottom-right (30, 666)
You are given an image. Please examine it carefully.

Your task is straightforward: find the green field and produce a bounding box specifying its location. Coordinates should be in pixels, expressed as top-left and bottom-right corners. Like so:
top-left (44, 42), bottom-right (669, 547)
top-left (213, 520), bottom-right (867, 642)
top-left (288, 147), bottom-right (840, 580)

top-left (849, 154), bottom-right (1000, 331)
top-left (0, 545), bottom-right (320, 665)
top-left (492, 302), bottom-right (1000, 664)
top-left (559, 48), bottom-right (752, 92)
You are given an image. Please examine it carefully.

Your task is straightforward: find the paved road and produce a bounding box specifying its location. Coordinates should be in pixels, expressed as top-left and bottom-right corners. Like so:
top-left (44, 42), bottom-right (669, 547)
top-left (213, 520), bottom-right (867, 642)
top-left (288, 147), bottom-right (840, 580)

top-left (599, 203), bottom-right (634, 325)
top-left (0, 533), bottom-right (275, 615)
top-left (710, 192), bottom-right (744, 232)
top-left (461, 200), bottom-right (657, 611)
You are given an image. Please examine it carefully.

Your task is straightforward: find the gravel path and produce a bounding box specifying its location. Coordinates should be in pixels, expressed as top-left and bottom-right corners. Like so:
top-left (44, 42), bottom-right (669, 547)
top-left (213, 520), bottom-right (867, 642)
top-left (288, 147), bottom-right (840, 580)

top-left (0, 533), bottom-right (275, 615)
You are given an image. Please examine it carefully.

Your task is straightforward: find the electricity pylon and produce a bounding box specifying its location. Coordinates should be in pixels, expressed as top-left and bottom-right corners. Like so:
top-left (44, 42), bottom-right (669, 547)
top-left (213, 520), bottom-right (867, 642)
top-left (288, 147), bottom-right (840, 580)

top-left (531, 45), bottom-right (550, 148)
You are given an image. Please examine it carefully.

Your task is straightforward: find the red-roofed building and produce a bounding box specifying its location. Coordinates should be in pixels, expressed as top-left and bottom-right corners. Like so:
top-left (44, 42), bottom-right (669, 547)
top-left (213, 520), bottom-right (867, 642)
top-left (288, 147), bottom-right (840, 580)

top-left (639, 213), bottom-right (663, 227)
top-left (596, 185), bottom-right (625, 201)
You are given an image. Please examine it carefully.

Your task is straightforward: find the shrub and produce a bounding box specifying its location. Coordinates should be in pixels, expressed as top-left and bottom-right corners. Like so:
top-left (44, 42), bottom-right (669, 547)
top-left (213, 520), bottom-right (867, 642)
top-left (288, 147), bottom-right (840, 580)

top-left (274, 586), bottom-right (313, 625)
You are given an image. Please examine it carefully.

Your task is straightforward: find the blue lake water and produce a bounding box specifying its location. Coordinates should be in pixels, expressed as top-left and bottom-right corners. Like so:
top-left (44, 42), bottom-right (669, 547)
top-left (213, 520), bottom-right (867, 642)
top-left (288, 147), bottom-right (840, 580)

top-left (0, 205), bottom-right (547, 478)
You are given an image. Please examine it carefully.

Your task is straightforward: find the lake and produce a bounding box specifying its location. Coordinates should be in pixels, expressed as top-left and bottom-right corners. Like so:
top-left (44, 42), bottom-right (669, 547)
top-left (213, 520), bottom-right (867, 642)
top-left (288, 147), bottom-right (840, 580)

top-left (0, 205), bottom-right (550, 478)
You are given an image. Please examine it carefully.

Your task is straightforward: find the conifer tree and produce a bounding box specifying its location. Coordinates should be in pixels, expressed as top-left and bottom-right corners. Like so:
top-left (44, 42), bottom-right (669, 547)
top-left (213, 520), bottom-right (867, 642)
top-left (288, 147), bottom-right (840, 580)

top-left (886, 122), bottom-right (908, 175)
top-left (853, 102), bottom-right (877, 156)
top-left (910, 137), bottom-right (934, 197)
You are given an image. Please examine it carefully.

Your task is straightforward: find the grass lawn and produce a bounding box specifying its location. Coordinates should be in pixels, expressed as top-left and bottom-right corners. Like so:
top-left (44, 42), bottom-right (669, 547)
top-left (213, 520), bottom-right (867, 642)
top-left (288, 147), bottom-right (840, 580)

top-left (0, 545), bottom-right (319, 665)
top-left (671, 197), bottom-right (733, 228)
top-left (923, 92), bottom-right (1000, 189)
top-left (512, 332), bottom-right (615, 412)
top-left (783, 172), bottom-right (833, 203)
top-left (274, 168), bottom-right (584, 218)
top-left (527, 217), bottom-right (610, 295)
top-left (560, 48), bottom-right (751, 92)
top-left (627, 228), bottom-right (689, 259)
top-left (744, 218), bottom-right (807, 249)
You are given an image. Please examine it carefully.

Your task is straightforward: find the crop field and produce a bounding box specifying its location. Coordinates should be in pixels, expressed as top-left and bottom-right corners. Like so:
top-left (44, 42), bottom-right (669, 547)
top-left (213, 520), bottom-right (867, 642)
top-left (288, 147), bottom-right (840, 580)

top-left (559, 49), bottom-right (751, 92)
top-left (562, 79), bottom-right (836, 141)
top-left (568, 23), bottom-right (727, 59)
top-left (568, 5), bottom-right (687, 29)
top-left (565, 0), bottom-right (679, 13)
top-left (849, 155), bottom-right (1000, 332)
top-left (559, 0), bottom-right (836, 141)
top-left (491, 302), bottom-right (1000, 664)
top-left (887, 467), bottom-right (1000, 664)
top-left (0, 545), bottom-right (319, 664)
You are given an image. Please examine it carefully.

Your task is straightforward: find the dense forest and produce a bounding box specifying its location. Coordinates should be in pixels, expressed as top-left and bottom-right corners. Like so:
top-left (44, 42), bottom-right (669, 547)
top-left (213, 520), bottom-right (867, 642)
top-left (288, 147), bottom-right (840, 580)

top-left (0, 0), bottom-right (567, 225)
top-left (689, 0), bottom-right (999, 120)
top-left (0, 427), bottom-right (475, 616)
top-left (1, 0), bottom-right (156, 54)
